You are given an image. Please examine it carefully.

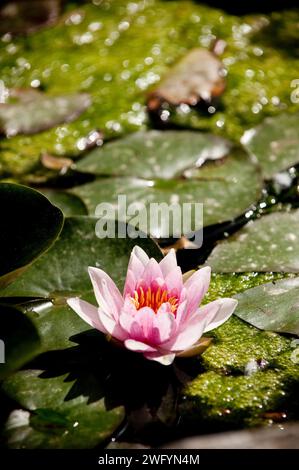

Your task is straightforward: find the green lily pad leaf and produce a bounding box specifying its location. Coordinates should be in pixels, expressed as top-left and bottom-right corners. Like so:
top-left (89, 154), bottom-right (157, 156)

top-left (0, 216), bottom-right (162, 299)
top-left (0, 91), bottom-right (91, 137)
top-left (21, 300), bottom-right (91, 352)
top-left (76, 130), bottom-right (232, 179)
top-left (241, 113), bottom-right (299, 179)
top-left (0, 305), bottom-right (40, 380)
top-left (234, 277), bottom-right (299, 336)
top-left (206, 210), bottom-right (299, 273)
top-left (3, 370), bottom-right (124, 449)
top-left (41, 190), bottom-right (88, 217)
top-left (0, 183), bottom-right (63, 289)
top-left (73, 134), bottom-right (262, 236)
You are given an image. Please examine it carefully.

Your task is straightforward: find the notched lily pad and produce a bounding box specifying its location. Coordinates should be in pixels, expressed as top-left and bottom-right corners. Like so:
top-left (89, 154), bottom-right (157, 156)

top-left (147, 48), bottom-right (226, 118)
top-left (206, 210), bottom-right (299, 273)
top-left (0, 216), bottom-right (162, 299)
top-left (40, 190), bottom-right (88, 217)
top-left (0, 90), bottom-right (91, 137)
top-left (234, 277), bottom-right (299, 336)
top-left (74, 131), bottom-right (262, 236)
top-left (241, 112), bottom-right (299, 179)
top-left (0, 183), bottom-right (63, 289)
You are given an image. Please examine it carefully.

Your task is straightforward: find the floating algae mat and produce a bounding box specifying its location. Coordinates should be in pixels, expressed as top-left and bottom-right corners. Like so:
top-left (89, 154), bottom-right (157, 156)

top-left (1, 0), bottom-right (299, 175)
top-left (1, 0), bottom-right (299, 450)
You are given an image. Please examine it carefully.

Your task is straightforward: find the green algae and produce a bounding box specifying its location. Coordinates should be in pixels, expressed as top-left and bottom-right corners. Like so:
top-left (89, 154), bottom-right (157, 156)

top-left (181, 370), bottom-right (296, 428)
top-left (181, 329), bottom-right (299, 428)
top-left (0, 1), bottom-right (299, 175)
top-left (204, 272), bottom-right (290, 303)
top-left (201, 317), bottom-right (290, 374)
top-left (180, 272), bottom-right (299, 429)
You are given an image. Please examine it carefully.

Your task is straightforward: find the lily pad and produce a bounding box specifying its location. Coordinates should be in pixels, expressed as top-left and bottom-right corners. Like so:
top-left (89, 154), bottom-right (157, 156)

top-left (0, 216), bottom-right (162, 299)
top-left (0, 183), bottom-right (63, 289)
top-left (76, 130), bottom-right (232, 179)
top-left (2, 370), bottom-right (124, 449)
top-left (206, 210), bottom-right (299, 272)
top-left (234, 277), bottom-right (299, 336)
top-left (74, 132), bottom-right (262, 236)
top-left (241, 113), bottom-right (299, 179)
top-left (0, 305), bottom-right (40, 380)
top-left (21, 300), bottom-right (92, 352)
top-left (41, 190), bottom-right (88, 217)
top-left (0, 91), bottom-right (91, 137)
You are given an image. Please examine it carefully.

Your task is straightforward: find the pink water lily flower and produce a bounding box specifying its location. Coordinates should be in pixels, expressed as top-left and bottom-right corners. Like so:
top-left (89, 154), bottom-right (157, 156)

top-left (67, 246), bottom-right (237, 366)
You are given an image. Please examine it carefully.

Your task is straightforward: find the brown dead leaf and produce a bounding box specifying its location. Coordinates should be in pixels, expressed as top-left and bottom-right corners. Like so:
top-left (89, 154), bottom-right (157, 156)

top-left (147, 48), bottom-right (226, 112)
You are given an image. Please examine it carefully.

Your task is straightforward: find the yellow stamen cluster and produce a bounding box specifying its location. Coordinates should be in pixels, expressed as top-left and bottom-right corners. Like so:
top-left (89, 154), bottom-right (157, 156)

top-left (132, 286), bottom-right (178, 314)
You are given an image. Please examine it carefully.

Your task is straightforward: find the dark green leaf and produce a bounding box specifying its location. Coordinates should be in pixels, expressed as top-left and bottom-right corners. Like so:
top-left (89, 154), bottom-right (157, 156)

top-left (3, 370), bottom-right (124, 449)
top-left (1, 216), bottom-right (162, 298)
top-left (0, 183), bottom-right (63, 289)
top-left (41, 190), bottom-right (88, 217)
top-left (21, 300), bottom-right (91, 352)
top-left (0, 305), bottom-right (40, 380)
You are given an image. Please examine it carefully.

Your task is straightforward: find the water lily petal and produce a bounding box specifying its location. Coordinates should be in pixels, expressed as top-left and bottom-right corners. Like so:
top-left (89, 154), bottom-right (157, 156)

top-left (119, 313), bottom-right (135, 334)
top-left (124, 339), bottom-right (156, 352)
top-left (174, 299), bottom-right (188, 325)
top-left (155, 303), bottom-right (177, 342)
top-left (159, 249), bottom-right (177, 278)
top-left (123, 246), bottom-right (149, 296)
top-left (184, 265), bottom-right (211, 292)
top-left (119, 296), bottom-right (144, 334)
top-left (131, 245), bottom-right (150, 267)
top-left (123, 269), bottom-right (136, 297)
top-left (176, 337), bottom-right (212, 358)
top-left (162, 311), bottom-right (207, 352)
top-left (88, 267), bottom-right (123, 319)
top-left (67, 298), bottom-right (107, 334)
top-left (98, 308), bottom-right (128, 341)
top-left (202, 298), bottom-right (238, 333)
top-left (144, 351), bottom-right (176, 366)
top-left (138, 258), bottom-right (164, 287)
top-left (183, 266), bottom-right (211, 317)
top-left (164, 266), bottom-right (183, 294)
top-left (128, 307), bottom-right (162, 344)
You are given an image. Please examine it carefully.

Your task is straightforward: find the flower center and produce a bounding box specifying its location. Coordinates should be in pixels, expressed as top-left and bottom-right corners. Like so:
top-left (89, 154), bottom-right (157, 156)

top-left (131, 285), bottom-right (178, 314)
